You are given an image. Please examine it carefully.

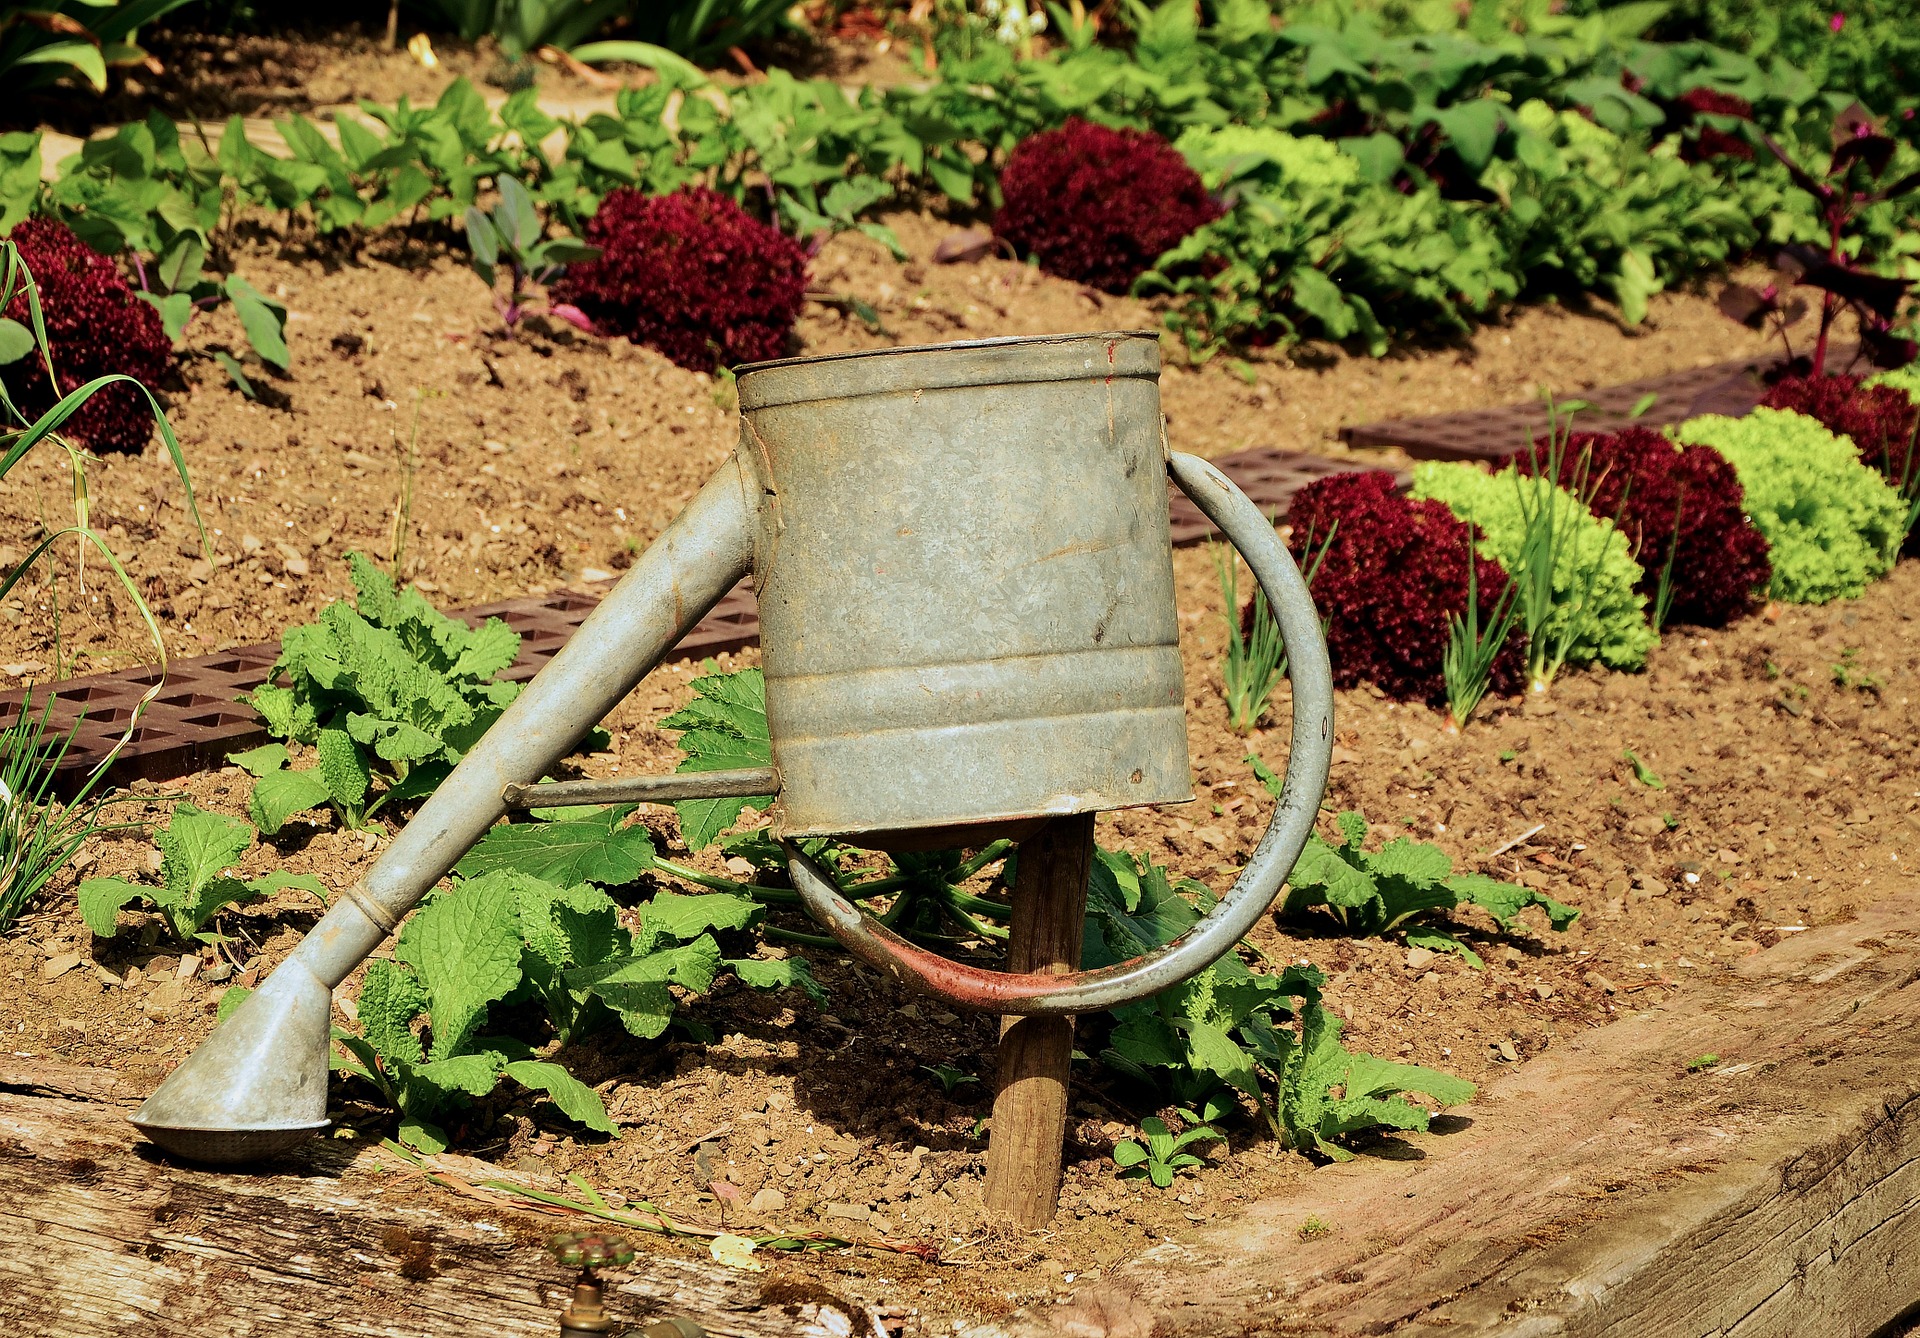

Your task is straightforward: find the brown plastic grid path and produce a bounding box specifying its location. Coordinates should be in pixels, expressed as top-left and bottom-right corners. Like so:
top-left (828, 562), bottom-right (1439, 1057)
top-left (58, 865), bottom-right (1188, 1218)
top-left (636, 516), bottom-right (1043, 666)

top-left (0, 580), bottom-right (761, 799)
top-left (1166, 448), bottom-right (1403, 546)
top-left (1341, 344), bottom-right (1863, 461)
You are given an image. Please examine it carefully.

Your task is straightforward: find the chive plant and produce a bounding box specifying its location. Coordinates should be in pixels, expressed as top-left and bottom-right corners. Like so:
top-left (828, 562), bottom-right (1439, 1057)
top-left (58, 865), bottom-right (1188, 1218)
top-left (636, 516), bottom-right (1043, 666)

top-left (1441, 518), bottom-right (1518, 731)
top-left (1214, 527), bottom-right (1331, 734)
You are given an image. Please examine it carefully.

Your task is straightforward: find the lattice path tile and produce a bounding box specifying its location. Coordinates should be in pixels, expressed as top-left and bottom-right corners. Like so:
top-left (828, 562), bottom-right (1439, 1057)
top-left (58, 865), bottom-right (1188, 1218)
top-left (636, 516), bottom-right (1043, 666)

top-left (1165, 449), bottom-right (1403, 546)
top-left (1340, 345), bottom-right (1862, 462)
top-left (0, 581), bottom-right (762, 800)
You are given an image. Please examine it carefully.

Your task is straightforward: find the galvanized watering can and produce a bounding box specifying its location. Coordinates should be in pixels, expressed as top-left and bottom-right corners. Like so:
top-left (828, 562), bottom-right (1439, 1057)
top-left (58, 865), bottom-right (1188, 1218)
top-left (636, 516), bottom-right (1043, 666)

top-left (132, 330), bottom-right (1333, 1164)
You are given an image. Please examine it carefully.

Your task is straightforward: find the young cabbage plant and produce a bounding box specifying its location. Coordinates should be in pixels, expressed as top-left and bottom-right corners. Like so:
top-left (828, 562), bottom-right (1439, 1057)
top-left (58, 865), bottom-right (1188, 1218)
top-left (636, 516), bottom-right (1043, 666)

top-left (464, 175), bottom-right (601, 332)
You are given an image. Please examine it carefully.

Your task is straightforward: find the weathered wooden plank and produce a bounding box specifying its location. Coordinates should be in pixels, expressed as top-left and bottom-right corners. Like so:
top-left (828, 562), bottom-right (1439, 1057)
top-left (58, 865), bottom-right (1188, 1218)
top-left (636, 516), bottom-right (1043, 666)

top-left (0, 1077), bottom-right (855, 1338)
top-left (981, 891), bottom-right (1920, 1337)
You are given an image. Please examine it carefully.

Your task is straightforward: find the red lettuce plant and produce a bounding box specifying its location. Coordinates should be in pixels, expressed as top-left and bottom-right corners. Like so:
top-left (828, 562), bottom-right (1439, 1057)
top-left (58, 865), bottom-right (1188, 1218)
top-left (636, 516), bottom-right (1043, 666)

top-left (552, 187), bottom-right (808, 372)
top-left (1761, 372), bottom-right (1918, 483)
top-left (1517, 427), bottom-right (1770, 627)
top-left (0, 217), bottom-right (171, 455)
top-left (994, 118), bottom-right (1221, 294)
top-left (1286, 471), bottom-right (1523, 702)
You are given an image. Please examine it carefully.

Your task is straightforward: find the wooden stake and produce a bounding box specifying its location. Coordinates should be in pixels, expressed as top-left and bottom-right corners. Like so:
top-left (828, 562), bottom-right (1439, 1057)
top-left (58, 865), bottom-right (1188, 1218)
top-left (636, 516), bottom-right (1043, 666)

top-left (984, 811), bottom-right (1095, 1228)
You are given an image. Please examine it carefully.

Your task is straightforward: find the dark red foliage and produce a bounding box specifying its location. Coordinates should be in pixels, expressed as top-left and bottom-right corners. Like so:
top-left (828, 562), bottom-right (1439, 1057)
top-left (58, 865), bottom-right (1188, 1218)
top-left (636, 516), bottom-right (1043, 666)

top-left (1285, 471), bottom-right (1524, 703)
top-left (1761, 372), bottom-right (1919, 484)
top-left (1, 217), bottom-right (170, 455)
top-left (994, 118), bottom-right (1221, 294)
top-left (1516, 427), bottom-right (1771, 627)
top-left (1687, 125), bottom-right (1755, 162)
top-left (552, 187), bottom-right (808, 373)
top-left (1679, 88), bottom-right (1753, 119)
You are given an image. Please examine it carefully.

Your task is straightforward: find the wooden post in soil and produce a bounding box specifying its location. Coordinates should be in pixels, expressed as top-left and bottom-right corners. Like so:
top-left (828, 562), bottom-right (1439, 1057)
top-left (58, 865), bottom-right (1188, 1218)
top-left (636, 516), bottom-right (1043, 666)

top-left (984, 811), bottom-right (1096, 1228)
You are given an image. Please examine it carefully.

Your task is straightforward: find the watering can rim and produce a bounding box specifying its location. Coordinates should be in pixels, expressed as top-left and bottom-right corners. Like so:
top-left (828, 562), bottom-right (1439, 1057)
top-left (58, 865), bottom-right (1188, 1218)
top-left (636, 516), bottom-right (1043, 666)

top-left (732, 328), bottom-right (1161, 377)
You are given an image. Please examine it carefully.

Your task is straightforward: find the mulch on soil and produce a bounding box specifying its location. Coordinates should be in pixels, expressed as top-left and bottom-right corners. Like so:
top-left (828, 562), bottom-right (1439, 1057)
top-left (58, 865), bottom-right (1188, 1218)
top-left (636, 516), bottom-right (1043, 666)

top-left (2, 187), bottom-right (1909, 1330)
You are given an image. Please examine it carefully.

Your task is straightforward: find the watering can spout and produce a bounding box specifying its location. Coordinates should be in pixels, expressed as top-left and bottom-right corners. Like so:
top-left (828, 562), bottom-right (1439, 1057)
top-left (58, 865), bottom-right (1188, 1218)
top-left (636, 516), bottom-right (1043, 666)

top-left (131, 459), bottom-right (760, 1164)
top-left (131, 959), bottom-right (333, 1162)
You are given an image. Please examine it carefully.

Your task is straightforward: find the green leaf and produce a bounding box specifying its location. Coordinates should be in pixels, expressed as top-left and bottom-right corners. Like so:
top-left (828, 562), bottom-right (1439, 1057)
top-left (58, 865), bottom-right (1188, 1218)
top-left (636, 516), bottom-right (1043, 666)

top-left (727, 956), bottom-right (826, 1003)
top-left (414, 1050), bottom-right (509, 1099)
top-left (396, 1117), bottom-right (450, 1153)
top-left (395, 885), bottom-right (525, 1059)
top-left (1362, 838), bottom-right (1453, 887)
top-left (1112, 1141), bottom-right (1149, 1168)
top-left (213, 350), bottom-right (255, 399)
top-left (244, 870), bottom-right (330, 906)
top-left (1622, 748), bottom-right (1664, 790)
top-left (157, 234), bottom-right (205, 293)
top-left (76, 876), bottom-right (147, 938)
top-left (663, 668), bottom-right (774, 851)
top-left (1445, 873), bottom-right (1579, 932)
top-left (1182, 1016), bottom-right (1263, 1102)
top-left (317, 727), bottom-right (370, 809)
top-left (248, 766), bottom-right (333, 836)
top-left (0, 317), bottom-right (36, 366)
top-left (1402, 923), bottom-right (1483, 969)
top-left (224, 273), bottom-right (290, 371)
top-left (356, 959), bottom-right (427, 1066)
top-left (636, 891), bottom-right (760, 952)
top-left (155, 803), bottom-right (253, 911)
top-left (1285, 837), bottom-right (1378, 910)
top-left (456, 811), bottom-right (655, 887)
top-left (567, 936), bottom-right (723, 1040)
top-left (505, 1060), bottom-right (616, 1134)
top-left (216, 984), bottom-right (252, 1023)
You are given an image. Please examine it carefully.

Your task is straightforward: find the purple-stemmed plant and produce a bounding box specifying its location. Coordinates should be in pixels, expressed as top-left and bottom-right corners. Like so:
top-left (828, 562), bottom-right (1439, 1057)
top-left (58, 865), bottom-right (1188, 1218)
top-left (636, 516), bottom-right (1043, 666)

top-left (464, 176), bottom-right (601, 335)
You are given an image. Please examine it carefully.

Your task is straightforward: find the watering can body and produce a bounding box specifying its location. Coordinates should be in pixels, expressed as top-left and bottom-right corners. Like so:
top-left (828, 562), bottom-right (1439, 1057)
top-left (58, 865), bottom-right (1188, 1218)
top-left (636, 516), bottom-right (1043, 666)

top-left (739, 334), bottom-right (1191, 845)
top-left (130, 330), bottom-right (1332, 1163)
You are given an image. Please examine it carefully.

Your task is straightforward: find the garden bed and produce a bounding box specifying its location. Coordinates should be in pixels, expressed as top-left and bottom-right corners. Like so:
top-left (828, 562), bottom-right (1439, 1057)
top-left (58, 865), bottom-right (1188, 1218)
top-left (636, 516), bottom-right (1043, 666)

top-left (3, 196), bottom-right (1913, 1331)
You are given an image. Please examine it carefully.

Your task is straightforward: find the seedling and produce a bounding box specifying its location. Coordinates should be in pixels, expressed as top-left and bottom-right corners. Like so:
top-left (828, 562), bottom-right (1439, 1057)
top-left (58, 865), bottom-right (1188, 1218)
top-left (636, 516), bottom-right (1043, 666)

top-left (1113, 1116), bottom-right (1221, 1188)
top-left (1297, 1216), bottom-right (1333, 1241)
top-left (1831, 649), bottom-right (1883, 692)
top-left (0, 693), bottom-right (119, 932)
top-left (1215, 528), bottom-right (1332, 734)
top-left (922, 1064), bottom-right (978, 1094)
top-left (1442, 517), bottom-right (1520, 730)
top-left (1686, 1053), bottom-right (1720, 1073)
top-left (76, 803), bottom-right (326, 946)
top-left (1254, 759), bottom-right (1576, 968)
top-left (1662, 813), bottom-right (1680, 831)
top-left (464, 175), bottom-right (601, 332)
top-left (131, 234), bottom-right (290, 394)
top-left (1622, 749), bottom-right (1665, 789)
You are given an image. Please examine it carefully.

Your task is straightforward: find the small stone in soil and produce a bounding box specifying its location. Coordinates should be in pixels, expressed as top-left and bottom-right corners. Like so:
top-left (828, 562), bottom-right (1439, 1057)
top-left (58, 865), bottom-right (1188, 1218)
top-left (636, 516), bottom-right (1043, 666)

top-left (40, 953), bottom-right (82, 981)
top-left (747, 1187), bottom-right (786, 1215)
top-left (824, 1202), bottom-right (870, 1223)
top-left (1404, 946), bottom-right (1437, 971)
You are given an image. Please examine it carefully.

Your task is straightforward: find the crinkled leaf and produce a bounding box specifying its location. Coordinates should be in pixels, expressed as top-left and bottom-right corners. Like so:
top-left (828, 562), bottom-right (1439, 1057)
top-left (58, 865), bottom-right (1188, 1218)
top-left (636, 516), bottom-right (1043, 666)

top-left (568, 936), bottom-right (723, 1040)
top-left (356, 958), bottom-right (427, 1066)
top-left (248, 766), bottom-right (333, 836)
top-left (505, 1060), bottom-right (616, 1134)
top-left (317, 726), bottom-right (370, 808)
top-left (663, 668), bottom-right (774, 851)
top-left (1403, 922), bottom-right (1483, 969)
top-left (1182, 1016), bottom-right (1263, 1103)
top-left (1446, 872), bottom-right (1579, 930)
top-left (155, 803), bottom-right (254, 912)
top-left (395, 886), bottom-right (524, 1060)
top-left (1285, 836), bottom-right (1378, 910)
top-left (636, 891), bottom-right (761, 952)
top-left (726, 956), bottom-right (825, 1003)
top-left (456, 811), bottom-right (656, 887)
top-left (77, 876), bottom-right (147, 938)
top-left (1362, 838), bottom-right (1453, 887)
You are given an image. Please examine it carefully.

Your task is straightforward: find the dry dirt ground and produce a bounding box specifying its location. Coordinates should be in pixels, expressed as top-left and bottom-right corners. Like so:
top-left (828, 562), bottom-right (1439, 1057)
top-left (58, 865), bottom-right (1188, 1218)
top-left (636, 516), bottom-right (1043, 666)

top-left (4, 198), bottom-right (1912, 1329)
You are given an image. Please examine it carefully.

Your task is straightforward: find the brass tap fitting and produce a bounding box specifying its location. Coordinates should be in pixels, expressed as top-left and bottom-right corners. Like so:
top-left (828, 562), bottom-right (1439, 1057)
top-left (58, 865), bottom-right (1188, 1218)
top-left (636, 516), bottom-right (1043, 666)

top-left (549, 1231), bottom-right (707, 1338)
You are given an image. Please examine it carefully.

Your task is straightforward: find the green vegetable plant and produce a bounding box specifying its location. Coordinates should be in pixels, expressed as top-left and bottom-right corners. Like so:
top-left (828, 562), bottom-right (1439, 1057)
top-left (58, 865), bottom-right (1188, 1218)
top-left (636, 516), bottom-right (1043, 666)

top-left (0, 0), bottom-right (193, 94)
top-left (1214, 527), bottom-right (1331, 734)
top-left (921, 1063), bottom-right (978, 1094)
top-left (1411, 448), bottom-right (1654, 689)
top-left (75, 802), bottom-right (326, 946)
top-left (463, 174), bottom-right (601, 331)
top-left (233, 553), bottom-right (526, 835)
top-left (1084, 843), bottom-right (1474, 1159)
top-left (331, 863), bottom-right (820, 1152)
top-left (1441, 518), bottom-right (1520, 731)
top-left (1673, 409), bottom-right (1906, 603)
top-left (1113, 1114), bottom-right (1222, 1188)
top-left (1255, 760), bottom-right (1577, 967)
top-left (130, 233), bottom-right (289, 396)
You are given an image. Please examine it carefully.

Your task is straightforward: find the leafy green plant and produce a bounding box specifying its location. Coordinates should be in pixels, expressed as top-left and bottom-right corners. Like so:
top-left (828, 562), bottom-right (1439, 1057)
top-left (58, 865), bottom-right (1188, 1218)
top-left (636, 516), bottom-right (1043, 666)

top-left (1673, 409), bottom-right (1906, 603)
top-left (922, 1063), bottom-right (978, 1094)
top-left (1411, 455), bottom-right (1654, 688)
top-left (463, 175), bottom-right (600, 330)
top-left (1441, 518), bottom-right (1520, 730)
top-left (1214, 528), bottom-right (1330, 734)
top-left (0, 0), bottom-right (192, 93)
top-left (76, 802), bottom-right (325, 945)
top-left (1084, 844), bottom-right (1473, 1159)
top-left (130, 232), bottom-right (289, 394)
top-left (625, 0), bottom-right (795, 64)
top-left (233, 553), bottom-right (524, 834)
top-left (0, 693), bottom-right (115, 931)
top-left (1255, 762), bottom-right (1577, 967)
top-left (332, 863), bottom-right (819, 1152)
top-left (1622, 748), bottom-right (1665, 789)
top-left (1113, 1115), bottom-right (1221, 1188)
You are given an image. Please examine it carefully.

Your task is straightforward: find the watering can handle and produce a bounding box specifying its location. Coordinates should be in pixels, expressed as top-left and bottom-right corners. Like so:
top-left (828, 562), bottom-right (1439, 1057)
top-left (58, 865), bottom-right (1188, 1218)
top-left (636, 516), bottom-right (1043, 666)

top-left (783, 450), bottom-right (1335, 1016)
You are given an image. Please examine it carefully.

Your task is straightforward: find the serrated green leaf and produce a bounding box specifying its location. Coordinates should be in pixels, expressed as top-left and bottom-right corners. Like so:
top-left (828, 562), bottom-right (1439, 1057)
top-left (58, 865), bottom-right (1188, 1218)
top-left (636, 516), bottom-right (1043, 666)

top-left (567, 936), bottom-right (723, 1040)
top-left (1285, 837), bottom-right (1378, 910)
top-left (505, 1060), bottom-right (616, 1134)
top-left (155, 804), bottom-right (254, 912)
top-left (228, 742), bottom-right (288, 777)
top-left (77, 876), bottom-right (147, 938)
top-left (726, 956), bottom-right (826, 1003)
top-left (636, 891), bottom-right (760, 952)
top-left (357, 959), bottom-right (427, 1066)
top-left (456, 811), bottom-right (655, 887)
top-left (1444, 873), bottom-right (1579, 931)
top-left (316, 726), bottom-right (370, 808)
top-left (395, 885), bottom-right (524, 1060)
top-left (413, 1050), bottom-right (508, 1100)
top-left (248, 766), bottom-right (333, 836)
top-left (1363, 838), bottom-right (1453, 887)
top-left (1403, 923), bottom-right (1483, 969)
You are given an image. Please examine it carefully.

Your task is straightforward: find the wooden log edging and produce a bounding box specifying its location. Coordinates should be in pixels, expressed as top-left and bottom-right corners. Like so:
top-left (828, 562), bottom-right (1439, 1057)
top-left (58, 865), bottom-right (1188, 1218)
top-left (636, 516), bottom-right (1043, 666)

top-left (975, 889), bottom-right (1920, 1338)
top-left (0, 1067), bottom-right (860, 1338)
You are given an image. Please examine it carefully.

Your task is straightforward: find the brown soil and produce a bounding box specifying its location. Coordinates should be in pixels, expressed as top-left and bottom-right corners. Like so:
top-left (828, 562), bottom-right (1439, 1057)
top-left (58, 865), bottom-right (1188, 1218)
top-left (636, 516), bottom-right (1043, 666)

top-left (5, 205), bottom-right (1910, 1330)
